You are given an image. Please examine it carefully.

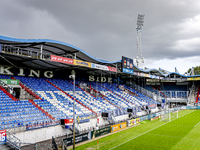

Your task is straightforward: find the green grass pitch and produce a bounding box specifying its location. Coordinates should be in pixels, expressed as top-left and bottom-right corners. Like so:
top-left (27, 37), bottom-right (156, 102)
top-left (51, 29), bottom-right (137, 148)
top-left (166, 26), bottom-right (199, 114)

top-left (73, 109), bottom-right (200, 150)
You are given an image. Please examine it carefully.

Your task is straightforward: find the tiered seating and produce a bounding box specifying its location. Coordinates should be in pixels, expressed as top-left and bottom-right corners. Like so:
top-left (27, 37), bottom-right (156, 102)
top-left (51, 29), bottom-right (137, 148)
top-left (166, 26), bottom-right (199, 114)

top-left (122, 84), bottom-right (158, 108)
top-left (0, 74), bottom-right (160, 131)
top-left (15, 76), bottom-right (76, 119)
top-left (88, 82), bottom-right (131, 109)
top-left (87, 82), bottom-right (158, 110)
top-left (49, 79), bottom-right (117, 113)
top-left (0, 90), bottom-right (51, 130)
top-left (146, 85), bottom-right (165, 97)
top-left (146, 85), bottom-right (188, 98)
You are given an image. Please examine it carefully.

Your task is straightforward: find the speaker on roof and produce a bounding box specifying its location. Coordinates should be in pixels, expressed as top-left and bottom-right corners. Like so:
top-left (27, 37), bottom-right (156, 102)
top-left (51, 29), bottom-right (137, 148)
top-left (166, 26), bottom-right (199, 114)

top-left (102, 112), bottom-right (108, 118)
top-left (60, 119), bottom-right (65, 125)
top-left (157, 104), bottom-right (161, 107)
top-left (127, 109), bottom-right (132, 113)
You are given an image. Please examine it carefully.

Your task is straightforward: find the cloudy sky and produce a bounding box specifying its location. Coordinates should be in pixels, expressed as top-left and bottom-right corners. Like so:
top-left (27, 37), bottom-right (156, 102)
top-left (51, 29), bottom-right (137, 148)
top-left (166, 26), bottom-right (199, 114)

top-left (1, 0), bottom-right (200, 74)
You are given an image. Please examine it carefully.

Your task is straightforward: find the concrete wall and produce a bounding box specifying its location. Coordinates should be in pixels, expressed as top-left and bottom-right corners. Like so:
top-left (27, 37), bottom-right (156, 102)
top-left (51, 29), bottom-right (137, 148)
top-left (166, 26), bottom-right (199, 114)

top-left (14, 107), bottom-right (159, 146)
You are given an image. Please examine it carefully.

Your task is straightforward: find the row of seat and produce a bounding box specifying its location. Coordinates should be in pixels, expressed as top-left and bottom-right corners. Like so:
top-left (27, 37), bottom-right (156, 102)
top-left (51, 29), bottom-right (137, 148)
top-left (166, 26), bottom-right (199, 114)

top-left (0, 75), bottom-right (160, 130)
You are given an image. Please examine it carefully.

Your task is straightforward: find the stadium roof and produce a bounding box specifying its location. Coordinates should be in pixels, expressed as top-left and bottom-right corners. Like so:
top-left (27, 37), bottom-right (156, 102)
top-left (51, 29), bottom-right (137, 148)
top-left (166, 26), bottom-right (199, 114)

top-left (0, 35), bottom-right (198, 78)
top-left (0, 35), bottom-right (120, 64)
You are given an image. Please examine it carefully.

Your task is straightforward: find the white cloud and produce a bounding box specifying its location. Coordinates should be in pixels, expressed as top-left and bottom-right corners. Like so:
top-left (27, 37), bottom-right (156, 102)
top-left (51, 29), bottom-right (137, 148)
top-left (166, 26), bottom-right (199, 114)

top-left (145, 56), bottom-right (200, 74)
top-left (179, 14), bottom-right (200, 35)
top-left (172, 37), bottom-right (200, 51)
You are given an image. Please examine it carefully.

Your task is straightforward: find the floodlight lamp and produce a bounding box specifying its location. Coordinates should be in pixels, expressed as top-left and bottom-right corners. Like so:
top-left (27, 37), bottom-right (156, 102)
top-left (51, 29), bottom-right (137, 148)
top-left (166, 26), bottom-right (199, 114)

top-left (136, 14), bottom-right (145, 30)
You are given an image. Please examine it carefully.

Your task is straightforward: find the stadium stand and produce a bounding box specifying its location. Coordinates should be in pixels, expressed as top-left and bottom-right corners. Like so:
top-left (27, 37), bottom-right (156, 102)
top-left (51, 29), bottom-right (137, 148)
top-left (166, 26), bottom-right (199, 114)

top-left (0, 35), bottom-right (195, 149)
top-left (0, 74), bottom-right (160, 130)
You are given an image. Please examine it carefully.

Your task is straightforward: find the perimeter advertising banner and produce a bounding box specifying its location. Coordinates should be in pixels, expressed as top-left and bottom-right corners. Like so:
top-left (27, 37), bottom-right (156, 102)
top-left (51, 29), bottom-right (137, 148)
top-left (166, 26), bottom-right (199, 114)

top-left (111, 122), bottom-right (126, 132)
top-left (74, 60), bottom-right (91, 68)
top-left (136, 118), bottom-right (140, 124)
top-left (187, 77), bottom-right (200, 81)
top-left (91, 63), bottom-right (117, 72)
top-left (122, 56), bottom-right (133, 74)
top-left (0, 79), bottom-right (19, 85)
top-left (91, 63), bottom-right (109, 71)
top-left (0, 130), bottom-right (6, 145)
top-left (51, 55), bottom-right (117, 72)
top-left (108, 66), bottom-right (117, 72)
top-left (63, 132), bottom-right (91, 146)
top-left (128, 119), bottom-right (136, 126)
top-left (51, 55), bottom-right (74, 65)
top-left (91, 127), bottom-right (111, 139)
top-left (76, 115), bottom-right (90, 124)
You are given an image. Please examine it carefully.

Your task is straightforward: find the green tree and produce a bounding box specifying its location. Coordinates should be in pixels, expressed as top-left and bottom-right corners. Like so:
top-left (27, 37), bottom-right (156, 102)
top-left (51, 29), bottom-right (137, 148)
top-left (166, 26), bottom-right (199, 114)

top-left (185, 66), bottom-right (200, 75)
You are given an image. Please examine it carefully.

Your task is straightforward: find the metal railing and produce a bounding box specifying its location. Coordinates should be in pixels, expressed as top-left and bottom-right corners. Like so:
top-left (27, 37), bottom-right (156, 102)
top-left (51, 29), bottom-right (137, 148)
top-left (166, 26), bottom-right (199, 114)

top-left (1, 45), bottom-right (51, 60)
top-left (6, 130), bottom-right (21, 150)
top-left (5, 119), bottom-right (60, 135)
top-left (162, 91), bottom-right (189, 98)
top-left (132, 83), bottom-right (163, 102)
top-left (0, 80), bottom-right (16, 97)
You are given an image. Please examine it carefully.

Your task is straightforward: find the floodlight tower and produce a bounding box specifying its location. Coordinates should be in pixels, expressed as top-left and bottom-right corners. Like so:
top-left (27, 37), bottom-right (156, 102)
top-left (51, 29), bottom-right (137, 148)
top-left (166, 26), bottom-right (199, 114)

top-left (136, 14), bottom-right (145, 68)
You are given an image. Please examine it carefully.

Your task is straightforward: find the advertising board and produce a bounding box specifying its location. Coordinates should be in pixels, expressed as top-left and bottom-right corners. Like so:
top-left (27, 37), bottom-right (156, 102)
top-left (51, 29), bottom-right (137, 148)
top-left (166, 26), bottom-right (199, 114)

top-left (0, 130), bottom-right (6, 145)
top-left (91, 127), bottom-right (111, 139)
top-left (111, 122), bottom-right (126, 132)
top-left (77, 115), bottom-right (90, 124)
top-left (51, 55), bottom-right (74, 65)
top-left (74, 60), bottom-right (91, 68)
top-left (91, 63), bottom-right (117, 73)
top-left (0, 79), bottom-right (19, 85)
top-left (63, 132), bottom-right (91, 146)
top-left (136, 118), bottom-right (140, 124)
top-left (128, 119), bottom-right (136, 126)
top-left (122, 56), bottom-right (133, 74)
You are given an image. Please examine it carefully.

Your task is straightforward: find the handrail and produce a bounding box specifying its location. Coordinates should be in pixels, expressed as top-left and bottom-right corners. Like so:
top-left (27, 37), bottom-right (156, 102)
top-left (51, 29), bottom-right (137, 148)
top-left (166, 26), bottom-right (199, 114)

top-left (6, 130), bottom-right (21, 150)
top-left (188, 84), bottom-right (194, 103)
top-left (0, 80), bottom-right (16, 97)
top-left (2, 45), bottom-right (52, 60)
top-left (132, 83), bottom-right (163, 102)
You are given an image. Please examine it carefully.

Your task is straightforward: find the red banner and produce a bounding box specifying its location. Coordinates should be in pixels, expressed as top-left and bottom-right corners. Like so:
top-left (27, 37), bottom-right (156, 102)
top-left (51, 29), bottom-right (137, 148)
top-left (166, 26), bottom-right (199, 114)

top-left (51, 55), bottom-right (74, 65)
top-left (108, 66), bottom-right (117, 72)
top-left (0, 129), bottom-right (6, 144)
top-left (64, 119), bottom-right (73, 124)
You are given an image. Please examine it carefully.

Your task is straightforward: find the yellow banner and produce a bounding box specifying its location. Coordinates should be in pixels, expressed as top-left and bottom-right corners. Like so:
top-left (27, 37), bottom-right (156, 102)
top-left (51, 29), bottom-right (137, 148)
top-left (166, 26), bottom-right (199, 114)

top-left (136, 118), bottom-right (140, 124)
top-left (120, 122), bottom-right (126, 129)
top-left (111, 124), bottom-right (120, 132)
top-left (130, 119), bottom-right (136, 126)
top-left (73, 60), bottom-right (91, 68)
top-left (187, 77), bottom-right (200, 81)
top-left (111, 122), bottom-right (126, 132)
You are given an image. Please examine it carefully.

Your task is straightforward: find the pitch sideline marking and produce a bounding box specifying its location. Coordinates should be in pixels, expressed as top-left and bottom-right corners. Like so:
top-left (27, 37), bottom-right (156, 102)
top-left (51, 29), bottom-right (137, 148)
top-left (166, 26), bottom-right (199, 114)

top-left (109, 110), bottom-right (195, 150)
top-left (194, 121), bottom-right (200, 128)
top-left (147, 133), bottom-right (200, 140)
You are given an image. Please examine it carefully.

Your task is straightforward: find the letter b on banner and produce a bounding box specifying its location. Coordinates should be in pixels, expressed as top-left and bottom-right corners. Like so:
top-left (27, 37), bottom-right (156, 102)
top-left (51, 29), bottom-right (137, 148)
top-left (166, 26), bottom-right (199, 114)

top-left (0, 130), bottom-right (6, 145)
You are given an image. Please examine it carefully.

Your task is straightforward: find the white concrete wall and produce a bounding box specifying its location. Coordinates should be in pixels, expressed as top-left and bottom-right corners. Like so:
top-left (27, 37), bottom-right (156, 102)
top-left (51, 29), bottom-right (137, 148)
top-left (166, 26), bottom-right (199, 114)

top-left (15, 125), bottom-right (70, 146)
top-left (14, 107), bottom-right (160, 146)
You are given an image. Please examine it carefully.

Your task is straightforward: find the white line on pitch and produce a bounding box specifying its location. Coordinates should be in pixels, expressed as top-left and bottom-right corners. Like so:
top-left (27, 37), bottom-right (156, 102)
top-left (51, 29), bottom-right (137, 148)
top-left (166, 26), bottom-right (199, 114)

top-left (194, 121), bottom-right (200, 128)
top-left (109, 110), bottom-right (195, 150)
top-left (147, 133), bottom-right (200, 140)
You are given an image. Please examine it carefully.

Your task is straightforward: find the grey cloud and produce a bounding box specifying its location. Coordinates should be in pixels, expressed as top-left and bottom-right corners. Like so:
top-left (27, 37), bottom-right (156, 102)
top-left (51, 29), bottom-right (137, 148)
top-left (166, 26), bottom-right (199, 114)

top-left (0, 0), bottom-right (200, 63)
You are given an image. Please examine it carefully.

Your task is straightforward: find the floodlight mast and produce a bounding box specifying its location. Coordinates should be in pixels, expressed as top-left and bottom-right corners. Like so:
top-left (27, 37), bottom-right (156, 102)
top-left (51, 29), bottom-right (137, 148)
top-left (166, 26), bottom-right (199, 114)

top-left (136, 14), bottom-right (145, 68)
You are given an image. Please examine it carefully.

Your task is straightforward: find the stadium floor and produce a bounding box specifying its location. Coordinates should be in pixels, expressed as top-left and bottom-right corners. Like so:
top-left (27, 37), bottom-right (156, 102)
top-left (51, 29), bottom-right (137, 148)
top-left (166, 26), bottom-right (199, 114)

top-left (72, 109), bottom-right (200, 150)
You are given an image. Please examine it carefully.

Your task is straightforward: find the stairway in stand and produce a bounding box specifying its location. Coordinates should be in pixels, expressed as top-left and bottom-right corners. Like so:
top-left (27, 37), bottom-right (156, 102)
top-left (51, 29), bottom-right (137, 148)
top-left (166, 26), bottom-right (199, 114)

top-left (45, 79), bottom-right (98, 116)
